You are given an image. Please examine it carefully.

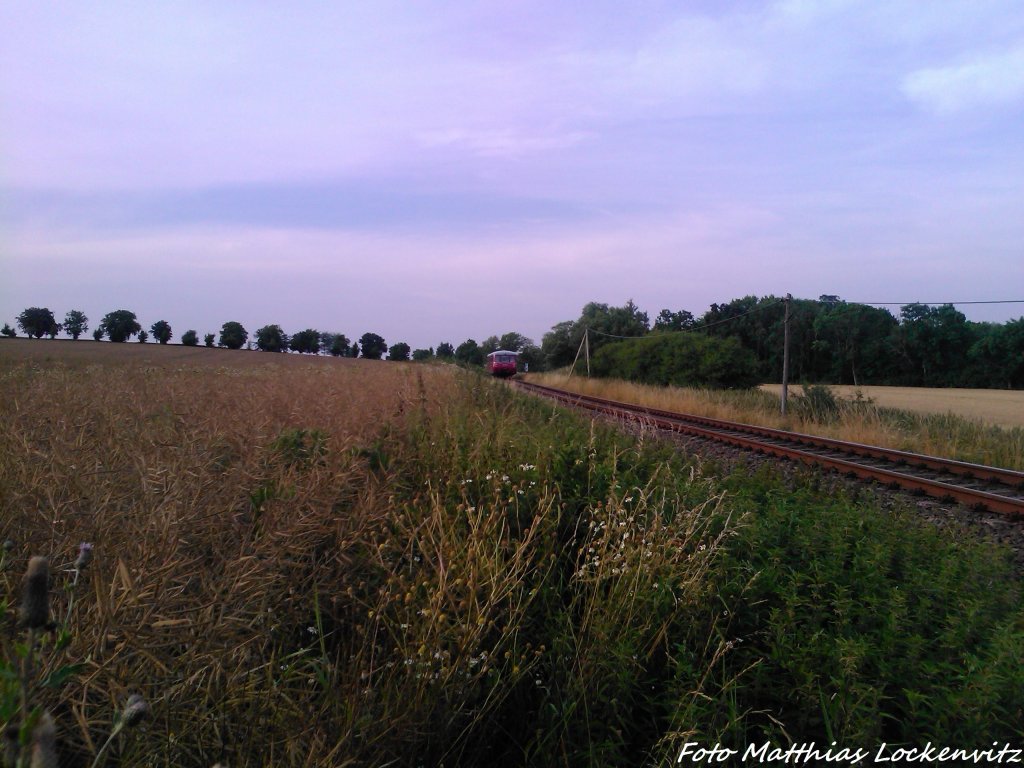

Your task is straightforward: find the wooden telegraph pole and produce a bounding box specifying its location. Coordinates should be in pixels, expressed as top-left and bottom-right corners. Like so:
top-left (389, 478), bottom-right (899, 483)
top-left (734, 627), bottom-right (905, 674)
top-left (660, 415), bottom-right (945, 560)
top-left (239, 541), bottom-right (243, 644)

top-left (781, 294), bottom-right (792, 416)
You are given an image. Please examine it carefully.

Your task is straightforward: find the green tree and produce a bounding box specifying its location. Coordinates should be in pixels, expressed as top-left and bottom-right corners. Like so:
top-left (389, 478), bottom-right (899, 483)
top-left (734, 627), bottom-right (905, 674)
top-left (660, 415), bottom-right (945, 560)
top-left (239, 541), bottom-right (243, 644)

top-left (256, 324), bottom-right (288, 352)
top-left (92, 328), bottom-right (104, 341)
top-left (388, 342), bottom-right (411, 361)
top-left (480, 335), bottom-right (502, 355)
top-left (967, 318), bottom-right (1024, 389)
top-left (812, 302), bottom-right (898, 385)
top-left (289, 329), bottom-right (321, 354)
top-left (99, 310), bottom-right (142, 343)
top-left (181, 330), bottom-right (199, 346)
top-left (359, 333), bottom-right (387, 360)
top-left (150, 320), bottom-right (172, 345)
top-left (16, 307), bottom-right (59, 339)
top-left (894, 303), bottom-right (971, 386)
top-left (455, 339), bottom-right (484, 366)
top-left (518, 343), bottom-right (545, 372)
top-left (541, 320), bottom-right (577, 369)
top-left (542, 301), bottom-right (649, 369)
top-left (592, 333), bottom-right (760, 389)
top-left (204, 333), bottom-right (215, 347)
top-left (63, 310), bottom-right (89, 340)
top-left (436, 342), bottom-right (455, 359)
top-left (653, 309), bottom-right (695, 332)
top-left (219, 322), bottom-right (248, 350)
top-left (498, 332), bottom-right (531, 352)
top-left (328, 333), bottom-right (350, 357)
top-left (137, 330), bottom-right (149, 343)
top-left (412, 348), bottom-right (433, 361)
top-left (1, 324), bottom-right (16, 338)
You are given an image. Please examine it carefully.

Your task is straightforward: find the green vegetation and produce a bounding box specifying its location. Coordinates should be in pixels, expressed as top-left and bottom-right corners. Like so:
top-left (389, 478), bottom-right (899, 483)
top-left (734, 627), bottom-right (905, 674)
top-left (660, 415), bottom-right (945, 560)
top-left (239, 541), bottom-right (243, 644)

top-left (1, 342), bottom-right (1022, 765)
top-left (62, 310), bottom-right (88, 340)
top-left (98, 309), bottom-right (142, 343)
top-left (149, 320), bottom-right (172, 344)
top-left (359, 331), bottom-right (387, 359)
top-left (538, 297), bottom-right (1024, 388)
top-left (592, 332), bottom-right (760, 388)
top-left (16, 308), bottom-right (60, 339)
top-left (218, 320), bottom-right (248, 349)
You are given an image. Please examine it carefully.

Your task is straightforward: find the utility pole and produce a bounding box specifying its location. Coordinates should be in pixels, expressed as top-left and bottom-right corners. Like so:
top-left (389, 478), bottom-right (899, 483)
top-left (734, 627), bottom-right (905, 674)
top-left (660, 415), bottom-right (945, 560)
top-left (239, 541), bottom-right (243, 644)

top-left (781, 293), bottom-right (791, 416)
top-left (585, 328), bottom-right (590, 377)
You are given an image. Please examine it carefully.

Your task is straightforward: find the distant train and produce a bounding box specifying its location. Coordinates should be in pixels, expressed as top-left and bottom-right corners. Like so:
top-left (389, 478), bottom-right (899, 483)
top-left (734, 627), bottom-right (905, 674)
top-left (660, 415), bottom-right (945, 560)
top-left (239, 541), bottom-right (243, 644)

top-left (486, 350), bottom-right (518, 378)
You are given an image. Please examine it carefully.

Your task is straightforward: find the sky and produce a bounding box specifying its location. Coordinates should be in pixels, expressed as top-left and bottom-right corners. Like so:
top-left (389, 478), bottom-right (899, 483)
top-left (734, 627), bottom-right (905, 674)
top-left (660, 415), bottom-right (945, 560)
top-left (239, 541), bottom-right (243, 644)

top-left (2, 0), bottom-right (1023, 351)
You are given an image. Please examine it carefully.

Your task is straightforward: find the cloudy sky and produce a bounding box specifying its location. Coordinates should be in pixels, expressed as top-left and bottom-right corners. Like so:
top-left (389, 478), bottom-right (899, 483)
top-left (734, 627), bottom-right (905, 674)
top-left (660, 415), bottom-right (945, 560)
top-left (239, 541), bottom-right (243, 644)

top-left (2, 0), bottom-right (1023, 350)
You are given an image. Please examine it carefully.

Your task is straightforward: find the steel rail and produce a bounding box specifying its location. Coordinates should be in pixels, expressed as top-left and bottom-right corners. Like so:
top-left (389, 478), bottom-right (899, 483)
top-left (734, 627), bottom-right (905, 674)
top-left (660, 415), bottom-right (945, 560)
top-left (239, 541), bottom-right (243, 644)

top-left (513, 380), bottom-right (1024, 519)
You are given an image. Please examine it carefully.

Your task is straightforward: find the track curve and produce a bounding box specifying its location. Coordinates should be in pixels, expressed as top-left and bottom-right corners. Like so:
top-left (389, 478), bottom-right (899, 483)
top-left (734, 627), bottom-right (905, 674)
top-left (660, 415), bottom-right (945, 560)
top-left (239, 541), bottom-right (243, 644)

top-left (513, 380), bottom-right (1024, 519)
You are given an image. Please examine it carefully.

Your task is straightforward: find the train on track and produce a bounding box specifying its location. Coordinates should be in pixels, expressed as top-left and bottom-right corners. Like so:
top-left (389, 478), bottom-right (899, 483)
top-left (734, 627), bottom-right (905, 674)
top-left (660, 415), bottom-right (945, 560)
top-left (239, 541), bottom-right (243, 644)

top-left (486, 350), bottom-right (519, 378)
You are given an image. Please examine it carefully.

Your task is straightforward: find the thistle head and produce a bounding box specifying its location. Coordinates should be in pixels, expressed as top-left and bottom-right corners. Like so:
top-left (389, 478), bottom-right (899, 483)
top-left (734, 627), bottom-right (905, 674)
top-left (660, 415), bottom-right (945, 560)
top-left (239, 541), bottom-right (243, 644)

top-left (120, 694), bottom-right (150, 728)
top-left (19, 556), bottom-right (50, 630)
top-left (74, 542), bottom-right (94, 571)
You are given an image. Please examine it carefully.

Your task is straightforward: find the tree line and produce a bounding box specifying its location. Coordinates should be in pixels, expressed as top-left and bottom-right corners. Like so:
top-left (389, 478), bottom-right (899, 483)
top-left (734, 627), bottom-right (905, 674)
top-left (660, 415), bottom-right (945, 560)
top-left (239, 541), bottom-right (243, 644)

top-left (8, 298), bottom-right (1022, 388)
top-left (538, 297), bottom-right (1024, 389)
top-left (2, 307), bottom-right (544, 368)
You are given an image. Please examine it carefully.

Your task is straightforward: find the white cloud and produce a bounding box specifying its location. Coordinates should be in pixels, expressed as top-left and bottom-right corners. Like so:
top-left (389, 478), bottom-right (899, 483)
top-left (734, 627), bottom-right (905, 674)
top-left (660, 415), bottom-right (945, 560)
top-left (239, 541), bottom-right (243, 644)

top-left (903, 46), bottom-right (1024, 113)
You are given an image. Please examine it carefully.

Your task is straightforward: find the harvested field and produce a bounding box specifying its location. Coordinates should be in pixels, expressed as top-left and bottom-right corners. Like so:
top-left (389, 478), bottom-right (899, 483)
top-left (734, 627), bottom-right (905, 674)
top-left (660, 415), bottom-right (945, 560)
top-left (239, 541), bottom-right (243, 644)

top-left (762, 383), bottom-right (1024, 429)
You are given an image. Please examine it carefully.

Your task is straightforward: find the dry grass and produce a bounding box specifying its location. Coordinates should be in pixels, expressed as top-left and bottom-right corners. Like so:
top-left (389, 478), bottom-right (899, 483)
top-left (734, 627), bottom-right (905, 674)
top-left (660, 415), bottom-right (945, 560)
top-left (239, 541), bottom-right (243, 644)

top-left (0, 345), bottom-right (458, 764)
top-left (527, 373), bottom-right (1024, 471)
top-left (0, 343), bottom-right (733, 765)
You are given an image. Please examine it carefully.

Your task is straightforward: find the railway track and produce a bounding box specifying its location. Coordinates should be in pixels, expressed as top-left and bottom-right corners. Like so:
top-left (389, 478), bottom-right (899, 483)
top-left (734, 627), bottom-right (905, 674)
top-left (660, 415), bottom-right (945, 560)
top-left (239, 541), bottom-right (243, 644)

top-left (513, 380), bottom-right (1024, 519)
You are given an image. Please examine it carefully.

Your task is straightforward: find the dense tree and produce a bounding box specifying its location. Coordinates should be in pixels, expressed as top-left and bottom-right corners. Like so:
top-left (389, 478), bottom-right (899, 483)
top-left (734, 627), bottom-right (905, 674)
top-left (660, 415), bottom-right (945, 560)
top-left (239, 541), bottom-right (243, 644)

top-left (967, 318), bottom-right (1024, 389)
top-left (350, 342), bottom-right (360, 358)
top-left (518, 343), bottom-right (545, 373)
top-left (359, 333), bottom-right (387, 360)
top-left (812, 302), bottom-right (898, 385)
top-left (92, 328), bottom-right (104, 341)
top-left (204, 333), bottom-right (215, 347)
top-left (498, 332), bottom-right (531, 352)
top-left (328, 333), bottom-right (350, 357)
top-left (653, 309), bottom-right (695, 332)
top-left (289, 329), bottom-right (321, 354)
top-left (137, 330), bottom-right (149, 343)
top-left (99, 310), bottom-right (142, 343)
top-left (480, 336), bottom-right (500, 355)
top-left (542, 301), bottom-right (648, 369)
top-left (592, 333), bottom-right (760, 389)
top-left (1, 324), bottom-right (16, 338)
top-left (541, 321), bottom-right (578, 369)
top-left (256, 324), bottom-right (289, 353)
top-left (181, 330), bottom-right (199, 346)
top-left (893, 304), bottom-right (971, 386)
top-left (219, 322), bottom-right (248, 350)
top-left (17, 307), bottom-right (59, 339)
top-left (436, 342), bottom-right (455, 358)
top-left (63, 310), bottom-right (88, 340)
top-left (388, 342), bottom-right (411, 361)
top-left (455, 339), bottom-right (484, 366)
top-left (412, 348), bottom-right (433, 361)
top-left (150, 320), bottom-right (172, 344)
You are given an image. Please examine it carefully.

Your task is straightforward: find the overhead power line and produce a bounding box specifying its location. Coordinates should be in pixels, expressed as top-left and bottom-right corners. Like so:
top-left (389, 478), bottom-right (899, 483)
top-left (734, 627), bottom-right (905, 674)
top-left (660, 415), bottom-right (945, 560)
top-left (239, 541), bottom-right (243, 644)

top-left (848, 299), bottom-right (1024, 307)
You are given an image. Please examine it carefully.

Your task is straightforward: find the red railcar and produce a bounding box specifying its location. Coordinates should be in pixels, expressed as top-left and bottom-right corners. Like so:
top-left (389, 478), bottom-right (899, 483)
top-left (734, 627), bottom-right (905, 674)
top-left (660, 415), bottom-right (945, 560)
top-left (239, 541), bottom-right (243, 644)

top-left (486, 350), bottom-right (518, 378)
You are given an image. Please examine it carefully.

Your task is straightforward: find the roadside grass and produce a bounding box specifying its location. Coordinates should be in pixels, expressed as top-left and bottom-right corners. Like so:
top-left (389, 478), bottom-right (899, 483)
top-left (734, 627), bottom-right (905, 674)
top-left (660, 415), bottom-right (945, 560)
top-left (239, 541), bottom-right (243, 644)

top-left (528, 373), bottom-right (1024, 471)
top-left (1, 352), bottom-right (1022, 766)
